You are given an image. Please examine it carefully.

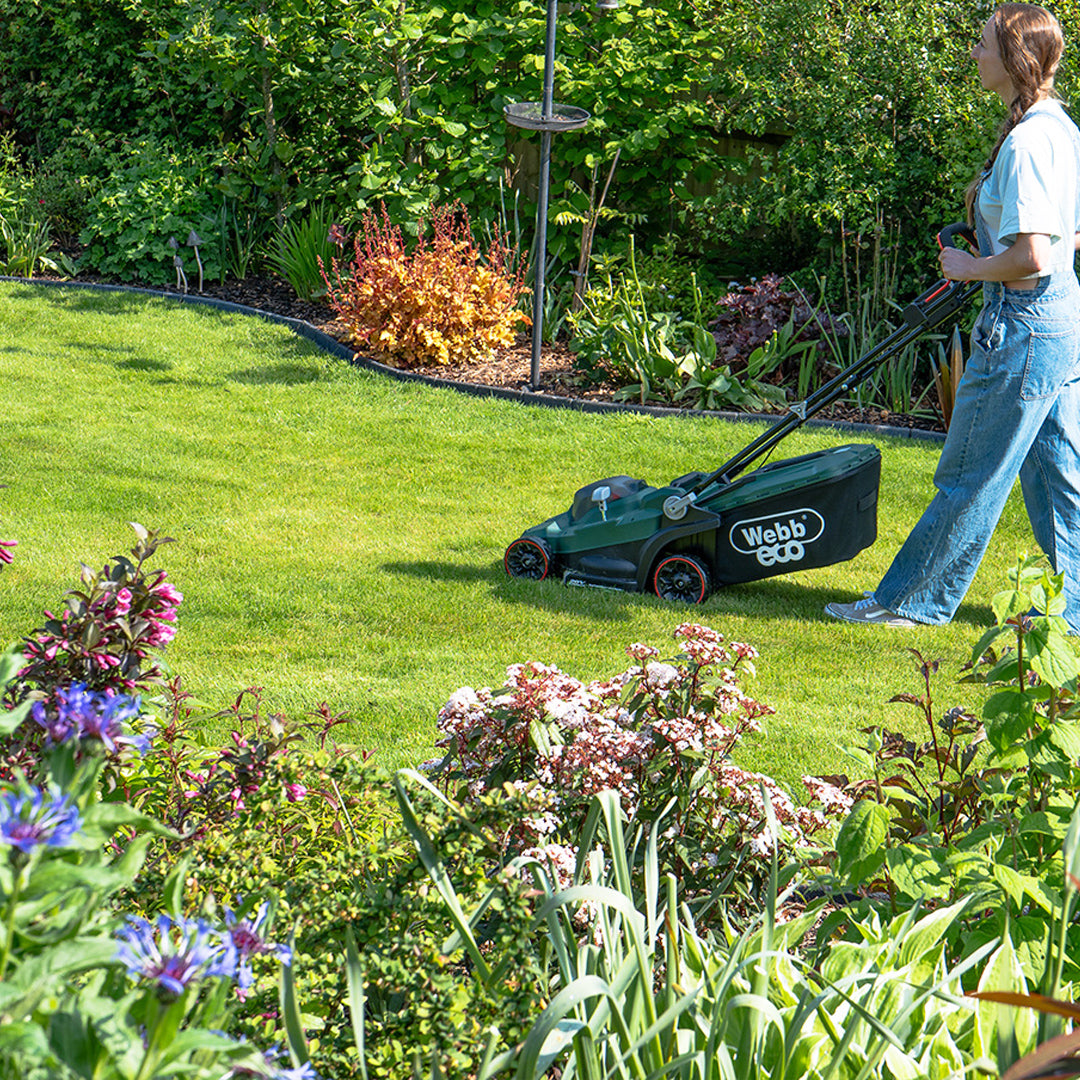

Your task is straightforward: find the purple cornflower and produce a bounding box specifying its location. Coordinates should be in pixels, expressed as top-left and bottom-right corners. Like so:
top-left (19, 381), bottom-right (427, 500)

top-left (0, 788), bottom-right (83, 855)
top-left (115, 914), bottom-right (238, 999)
top-left (0, 539), bottom-right (15, 566)
top-left (224, 902), bottom-right (292, 994)
top-left (80, 693), bottom-right (146, 753)
top-left (33, 683), bottom-right (148, 754)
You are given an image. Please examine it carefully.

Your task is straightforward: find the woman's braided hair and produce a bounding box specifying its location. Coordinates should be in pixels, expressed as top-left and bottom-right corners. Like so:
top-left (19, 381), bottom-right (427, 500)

top-left (966, 3), bottom-right (1064, 220)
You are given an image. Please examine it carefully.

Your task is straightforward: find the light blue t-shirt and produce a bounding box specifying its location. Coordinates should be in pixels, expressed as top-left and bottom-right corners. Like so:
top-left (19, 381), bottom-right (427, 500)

top-left (978, 98), bottom-right (1080, 277)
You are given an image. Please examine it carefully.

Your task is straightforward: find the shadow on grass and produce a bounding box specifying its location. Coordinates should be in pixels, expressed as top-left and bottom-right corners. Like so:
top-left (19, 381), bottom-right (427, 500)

top-left (380, 559), bottom-right (645, 622)
top-left (5, 286), bottom-right (172, 317)
top-left (117, 357), bottom-right (173, 372)
top-left (55, 341), bottom-right (138, 356)
top-left (719, 578), bottom-right (994, 630)
top-left (382, 558), bottom-right (994, 632)
top-left (227, 363), bottom-right (323, 386)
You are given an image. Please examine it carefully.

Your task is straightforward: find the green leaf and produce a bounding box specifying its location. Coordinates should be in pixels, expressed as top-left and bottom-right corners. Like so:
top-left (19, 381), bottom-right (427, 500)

top-left (0, 696), bottom-right (31, 736)
top-left (1049, 720), bottom-right (1080, 761)
top-left (983, 688), bottom-right (1037, 752)
top-left (834, 800), bottom-right (889, 885)
top-left (969, 625), bottom-right (1013, 667)
top-left (1020, 808), bottom-right (1072, 840)
top-left (0, 1021), bottom-right (52, 1060)
top-left (993, 864), bottom-right (1030, 909)
top-left (992, 589), bottom-right (1027, 626)
top-left (344, 926), bottom-right (369, 1080)
top-left (975, 934), bottom-right (1037, 1070)
top-left (1031, 581), bottom-right (1067, 616)
top-left (841, 745), bottom-right (874, 770)
top-left (1026, 624), bottom-right (1079, 687)
top-left (279, 931), bottom-right (310, 1069)
top-left (896, 897), bottom-right (971, 966)
top-left (885, 844), bottom-right (951, 902)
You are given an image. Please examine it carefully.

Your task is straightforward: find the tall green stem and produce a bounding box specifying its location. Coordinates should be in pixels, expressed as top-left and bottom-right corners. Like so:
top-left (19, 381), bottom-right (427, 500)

top-left (0, 860), bottom-right (24, 983)
top-left (132, 995), bottom-right (164, 1080)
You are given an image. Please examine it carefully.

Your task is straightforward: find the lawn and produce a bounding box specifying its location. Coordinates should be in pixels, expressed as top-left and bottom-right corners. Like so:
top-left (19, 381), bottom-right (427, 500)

top-left (0, 282), bottom-right (1033, 788)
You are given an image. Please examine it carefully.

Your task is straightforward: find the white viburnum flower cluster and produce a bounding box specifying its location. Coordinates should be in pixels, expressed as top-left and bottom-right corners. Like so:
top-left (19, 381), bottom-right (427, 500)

top-left (433, 624), bottom-right (845, 871)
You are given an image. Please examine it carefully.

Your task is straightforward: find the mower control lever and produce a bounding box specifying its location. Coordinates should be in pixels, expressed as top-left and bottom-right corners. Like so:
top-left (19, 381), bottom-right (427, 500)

top-left (591, 486), bottom-right (611, 521)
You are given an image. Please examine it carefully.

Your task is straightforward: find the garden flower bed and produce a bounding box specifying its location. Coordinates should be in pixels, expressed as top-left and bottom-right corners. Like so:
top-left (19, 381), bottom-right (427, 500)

top-left (2, 521), bottom-right (1079, 1078)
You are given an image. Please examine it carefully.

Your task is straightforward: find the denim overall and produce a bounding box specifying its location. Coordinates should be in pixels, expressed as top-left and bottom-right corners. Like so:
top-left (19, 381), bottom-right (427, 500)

top-left (875, 125), bottom-right (1080, 629)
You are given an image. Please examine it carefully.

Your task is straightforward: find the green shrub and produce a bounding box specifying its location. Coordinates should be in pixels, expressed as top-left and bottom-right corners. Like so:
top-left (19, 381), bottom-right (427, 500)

top-left (0, 134), bottom-right (33, 220)
top-left (802, 556), bottom-right (1080, 986)
top-left (0, 0), bottom-right (1026, 294)
top-left (570, 244), bottom-right (788, 410)
top-left (78, 139), bottom-right (226, 286)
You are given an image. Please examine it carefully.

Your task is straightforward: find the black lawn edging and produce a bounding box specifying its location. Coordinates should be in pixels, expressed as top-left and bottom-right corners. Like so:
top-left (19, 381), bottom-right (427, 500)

top-left (3, 276), bottom-right (946, 444)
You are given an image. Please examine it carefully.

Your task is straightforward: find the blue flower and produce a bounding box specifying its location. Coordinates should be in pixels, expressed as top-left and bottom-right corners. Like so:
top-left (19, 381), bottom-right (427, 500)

top-left (0, 788), bottom-right (82, 854)
top-left (33, 683), bottom-right (148, 754)
top-left (224, 901), bottom-right (292, 993)
top-left (253, 1047), bottom-right (319, 1080)
top-left (268, 1059), bottom-right (318, 1080)
top-left (115, 914), bottom-right (238, 999)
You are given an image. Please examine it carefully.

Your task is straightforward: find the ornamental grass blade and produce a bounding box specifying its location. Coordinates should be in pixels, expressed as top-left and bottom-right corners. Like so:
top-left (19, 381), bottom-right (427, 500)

top-left (570, 1025), bottom-right (604, 1080)
top-left (595, 789), bottom-right (632, 898)
top-left (623, 989), bottom-right (700, 1058)
top-left (279, 931), bottom-right (310, 1069)
top-left (344, 925), bottom-right (369, 1080)
top-left (515, 976), bottom-right (610, 1079)
top-left (474, 1026), bottom-right (504, 1080)
top-left (392, 769), bottom-right (492, 984)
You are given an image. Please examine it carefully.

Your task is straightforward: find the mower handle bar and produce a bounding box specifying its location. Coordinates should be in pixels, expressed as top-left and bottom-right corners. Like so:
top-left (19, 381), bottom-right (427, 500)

top-left (687, 224), bottom-right (980, 495)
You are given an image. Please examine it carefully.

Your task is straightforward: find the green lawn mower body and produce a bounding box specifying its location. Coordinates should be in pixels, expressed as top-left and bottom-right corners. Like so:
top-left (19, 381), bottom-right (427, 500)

top-left (504, 226), bottom-right (980, 603)
top-left (506, 444), bottom-right (880, 602)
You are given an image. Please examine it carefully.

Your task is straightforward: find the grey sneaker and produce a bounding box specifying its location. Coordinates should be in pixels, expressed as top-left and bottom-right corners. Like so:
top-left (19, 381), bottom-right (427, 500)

top-left (824, 595), bottom-right (918, 628)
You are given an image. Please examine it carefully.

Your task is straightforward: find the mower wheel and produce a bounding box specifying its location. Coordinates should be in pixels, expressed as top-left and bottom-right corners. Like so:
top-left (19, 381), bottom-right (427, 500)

top-left (652, 553), bottom-right (711, 604)
top-left (504, 537), bottom-right (552, 580)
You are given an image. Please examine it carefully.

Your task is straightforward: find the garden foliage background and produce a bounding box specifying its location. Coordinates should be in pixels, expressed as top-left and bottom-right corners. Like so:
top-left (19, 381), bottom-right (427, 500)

top-left (11, 3), bottom-right (1080, 1077)
top-left (5, 0), bottom-right (1080, 289)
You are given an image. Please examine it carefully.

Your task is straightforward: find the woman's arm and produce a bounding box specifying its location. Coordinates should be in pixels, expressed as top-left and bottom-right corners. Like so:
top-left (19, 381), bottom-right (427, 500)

top-left (939, 232), bottom-right (1052, 281)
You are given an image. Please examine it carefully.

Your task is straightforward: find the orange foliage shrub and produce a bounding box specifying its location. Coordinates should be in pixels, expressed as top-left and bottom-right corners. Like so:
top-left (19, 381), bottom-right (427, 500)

top-left (320, 202), bottom-right (530, 368)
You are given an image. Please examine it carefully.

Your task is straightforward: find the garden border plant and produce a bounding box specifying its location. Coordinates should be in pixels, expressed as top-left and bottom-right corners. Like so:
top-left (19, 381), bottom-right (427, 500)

top-left (6, 517), bottom-right (1080, 1077)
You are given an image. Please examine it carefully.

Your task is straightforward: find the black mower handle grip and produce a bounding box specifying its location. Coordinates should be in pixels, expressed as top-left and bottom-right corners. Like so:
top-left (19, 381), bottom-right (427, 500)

top-left (901, 223), bottom-right (981, 330)
top-left (937, 221), bottom-right (977, 250)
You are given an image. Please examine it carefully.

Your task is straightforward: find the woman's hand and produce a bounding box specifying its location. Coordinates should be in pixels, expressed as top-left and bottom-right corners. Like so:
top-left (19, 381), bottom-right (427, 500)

top-left (939, 232), bottom-right (1051, 282)
top-left (939, 246), bottom-right (981, 280)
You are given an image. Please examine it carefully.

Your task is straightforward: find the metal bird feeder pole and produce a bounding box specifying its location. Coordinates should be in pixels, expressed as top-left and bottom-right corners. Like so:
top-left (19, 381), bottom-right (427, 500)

top-left (504, 0), bottom-right (594, 390)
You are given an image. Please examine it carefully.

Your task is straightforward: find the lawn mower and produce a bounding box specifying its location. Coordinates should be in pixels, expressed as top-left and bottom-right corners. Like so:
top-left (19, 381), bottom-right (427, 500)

top-left (503, 224), bottom-right (980, 603)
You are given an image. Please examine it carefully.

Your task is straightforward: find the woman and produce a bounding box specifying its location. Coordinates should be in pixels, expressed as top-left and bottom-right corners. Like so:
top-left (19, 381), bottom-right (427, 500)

top-left (826, 3), bottom-right (1080, 630)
